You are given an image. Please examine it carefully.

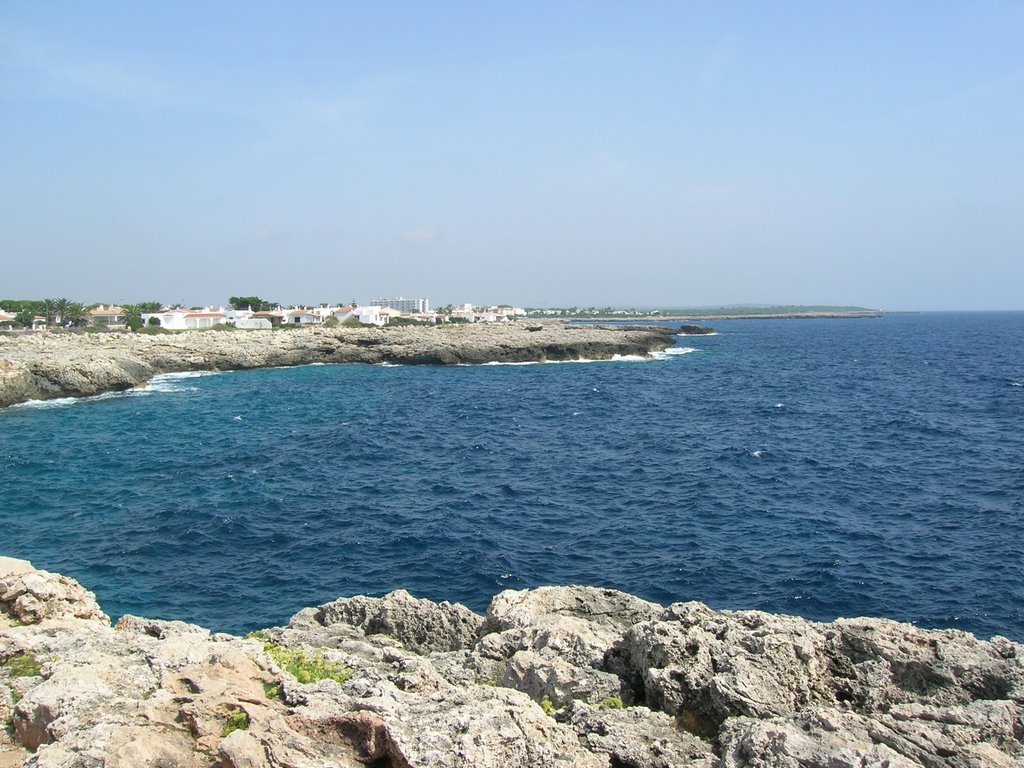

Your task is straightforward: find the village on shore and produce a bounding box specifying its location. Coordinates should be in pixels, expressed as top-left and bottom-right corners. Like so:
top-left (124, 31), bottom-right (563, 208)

top-left (1, 296), bottom-right (884, 333)
top-left (0, 297), bottom-right (532, 332)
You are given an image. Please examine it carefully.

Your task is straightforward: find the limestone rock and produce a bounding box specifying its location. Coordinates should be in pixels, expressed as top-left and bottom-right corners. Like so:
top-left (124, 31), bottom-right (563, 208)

top-left (0, 558), bottom-right (108, 625)
top-left (485, 585), bottom-right (663, 668)
top-left (501, 649), bottom-right (624, 707)
top-left (0, 324), bottom-right (676, 408)
top-left (557, 700), bottom-right (716, 768)
top-left (308, 589), bottom-right (484, 654)
top-left (2, 557), bottom-right (1023, 767)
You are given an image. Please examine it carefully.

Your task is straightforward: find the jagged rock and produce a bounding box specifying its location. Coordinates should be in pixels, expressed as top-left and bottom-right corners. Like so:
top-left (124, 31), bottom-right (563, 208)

top-left (307, 589), bottom-right (484, 654)
top-left (0, 558), bottom-right (108, 626)
top-left (365, 687), bottom-right (608, 768)
top-left (824, 616), bottom-right (1024, 712)
top-left (2, 559), bottom-right (1022, 768)
top-left (719, 708), bottom-right (919, 767)
top-left (501, 649), bottom-right (623, 707)
top-left (677, 324), bottom-right (716, 335)
top-left (484, 586), bottom-right (663, 668)
top-left (557, 700), bottom-right (716, 768)
top-left (613, 601), bottom-right (833, 728)
top-left (426, 649), bottom-right (505, 687)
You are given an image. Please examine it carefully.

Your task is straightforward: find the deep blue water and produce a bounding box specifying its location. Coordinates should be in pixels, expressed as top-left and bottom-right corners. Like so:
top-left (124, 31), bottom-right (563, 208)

top-left (2, 313), bottom-right (1022, 639)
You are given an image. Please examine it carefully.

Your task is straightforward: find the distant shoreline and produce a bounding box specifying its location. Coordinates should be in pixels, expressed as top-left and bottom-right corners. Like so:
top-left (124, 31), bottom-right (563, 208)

top-left (0, 323), bottom-right (676, 409)
top-left (573, 310), bottom-right (885, 321)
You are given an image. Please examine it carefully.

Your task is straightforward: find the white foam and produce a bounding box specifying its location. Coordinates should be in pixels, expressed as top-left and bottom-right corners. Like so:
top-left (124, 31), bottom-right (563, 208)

top-left (142, 370), bottom-right (219, 393)
top-left (1011, 381), bottom-right (1022, 388)
top-left (8, 387), bottom-right (153, 410)
top-left (677, 331), bottom-right (719, 336)
top-left (774, 403), bottom-right (785, 408)
top-left (151, 370), bottom-right (219, 380)
top-left (8, 397), bottom-right (81, 410)
top-left (649, 347), bottom-right (697, 360)
top-left (752, 450), bottom-right (764, 458)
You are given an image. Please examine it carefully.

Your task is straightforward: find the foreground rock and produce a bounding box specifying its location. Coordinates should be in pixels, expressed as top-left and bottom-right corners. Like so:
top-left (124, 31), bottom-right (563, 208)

top-left (2, 558), bottom-right (1021, 767)
top-left (0, 323), bottom-right (676, 408)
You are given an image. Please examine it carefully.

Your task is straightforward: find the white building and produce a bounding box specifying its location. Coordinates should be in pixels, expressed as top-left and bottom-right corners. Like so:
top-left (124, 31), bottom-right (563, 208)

top-left (334, 305), bottom-right (388, 326)
top-left (89, 305), bottom-right (125, 326)
top-left (371, 296), bottom-right (430, 313)
top-left (141, 306), bottom-right (270, 330)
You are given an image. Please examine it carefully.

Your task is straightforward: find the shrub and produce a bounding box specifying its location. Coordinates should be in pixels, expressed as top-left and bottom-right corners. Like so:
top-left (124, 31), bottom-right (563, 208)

top-left (599, 696), bottom-right (624, 710)
top-left (263, 643), bottom-right (351, 685)
top-left (261, 681), bottom-right (282, 700)
top-left (5, 653), bottom-right (41, 677)
top-left (539, 694), bottom-right (555, 716)
top-left (341, 317), bottom-right (363, 328)
top-left (221, 708), bottom-right (250, 737)
top-left (321, 316), bottom-right (339, 328)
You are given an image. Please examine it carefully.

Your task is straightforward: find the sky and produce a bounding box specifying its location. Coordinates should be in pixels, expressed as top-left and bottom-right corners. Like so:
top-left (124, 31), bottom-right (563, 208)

top-left (1, 2), bottom-right (1022, 310)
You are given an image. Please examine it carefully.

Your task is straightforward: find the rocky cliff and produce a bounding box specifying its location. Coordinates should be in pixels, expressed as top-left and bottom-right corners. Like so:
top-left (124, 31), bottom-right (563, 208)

top-left (0, 324), bottom-right (675, 408)
top-left (2, 557), bottom-right (1021, 767)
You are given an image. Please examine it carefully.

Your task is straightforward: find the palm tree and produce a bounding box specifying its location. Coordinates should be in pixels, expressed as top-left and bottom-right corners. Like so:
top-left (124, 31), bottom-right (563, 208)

top-left (54, 298), bottom-right (70, 326)
top-left (122, 304), bottom-right (144, 331)
top-left (42, 298), bottom-right (58, 326)
top-left (62, 302), bottom-right (87, 328)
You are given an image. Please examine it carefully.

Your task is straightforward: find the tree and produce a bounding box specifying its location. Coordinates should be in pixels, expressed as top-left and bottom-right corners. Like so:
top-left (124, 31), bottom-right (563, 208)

top-left (13, 309), bottom-right (34, 328)
top-left (42, 298), bottom-right (59, 325)
top-left (62, 303), bottom-right (87, 328)
top-left (135, 301), bottom-right (162, 313)
top-left (229, 296), bottom-right (273, 312)
top-left (54, 298), bottom-right (70, 326)
top-left (121, 304), bottom-right (144, 331)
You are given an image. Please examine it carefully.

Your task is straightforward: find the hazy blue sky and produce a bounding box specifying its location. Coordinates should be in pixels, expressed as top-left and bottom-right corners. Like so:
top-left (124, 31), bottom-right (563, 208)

top-left (2, 2), bottom-right (1022, 309)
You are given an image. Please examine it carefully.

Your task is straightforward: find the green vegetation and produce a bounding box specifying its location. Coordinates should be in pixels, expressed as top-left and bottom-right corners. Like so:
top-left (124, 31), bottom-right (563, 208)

top-left (261, 681), bottom-right (282, 700)
top-left (221, 708), bottom-right (250, 737)
top-left (599, 696), bottom-right (624, 710)
top-left (246, 630), bottom-right (269, 641)
top-left (539, 694), bottom-right (556, 716)
top-left (5, 652), bottom-right (42, 677)
top-left (341, 316), bottom-right (363, 328)
top-left (229, 296), bottom-right (274, 312)
top-left (263, 643), bottom-right (351, 685)
top-left (321, 315), bottom-right (339, 328)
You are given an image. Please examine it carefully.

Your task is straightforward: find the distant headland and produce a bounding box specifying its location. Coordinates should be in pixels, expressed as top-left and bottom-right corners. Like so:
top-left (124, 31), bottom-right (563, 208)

top-left (0, 323), bottom-right (677, 409)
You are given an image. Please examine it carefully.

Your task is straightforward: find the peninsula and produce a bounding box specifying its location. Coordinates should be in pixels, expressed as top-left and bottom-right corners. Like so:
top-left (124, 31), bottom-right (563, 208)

top-left (0, 323), bottom-right (677, 408)
top-left (2, 557), bottom-right (1021, 767)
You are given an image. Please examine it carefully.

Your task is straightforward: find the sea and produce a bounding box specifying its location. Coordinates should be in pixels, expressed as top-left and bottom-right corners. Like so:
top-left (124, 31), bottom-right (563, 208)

top-left (1, 312), bottom-right (1022, 640)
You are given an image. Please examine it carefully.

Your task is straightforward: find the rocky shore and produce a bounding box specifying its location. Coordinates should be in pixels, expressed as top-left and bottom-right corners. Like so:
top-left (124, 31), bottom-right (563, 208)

top-left (0, 323), bottom-right (676, 408)
top-left (2, 558), bottom-right (1021, 767)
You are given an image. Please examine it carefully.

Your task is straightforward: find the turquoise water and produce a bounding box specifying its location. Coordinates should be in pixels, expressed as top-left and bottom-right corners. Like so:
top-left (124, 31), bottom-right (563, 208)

top-left (2, 313), bottom-right (1022, 638)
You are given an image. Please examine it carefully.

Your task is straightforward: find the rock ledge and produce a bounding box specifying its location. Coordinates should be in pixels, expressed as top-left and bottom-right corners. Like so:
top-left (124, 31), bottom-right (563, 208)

top-left (2, 557), bottom-right (1021, 767)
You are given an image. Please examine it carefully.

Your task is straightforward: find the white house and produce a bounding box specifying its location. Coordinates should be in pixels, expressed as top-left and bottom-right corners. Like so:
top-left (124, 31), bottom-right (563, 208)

top-left (89, 305), bottom-right (125, 326)
top-left (280, 309), bottom-right (319, 325)
top-left (140, 306), bottom-right (272, 330)
top-left (334, 305), bottom-right (387, 326)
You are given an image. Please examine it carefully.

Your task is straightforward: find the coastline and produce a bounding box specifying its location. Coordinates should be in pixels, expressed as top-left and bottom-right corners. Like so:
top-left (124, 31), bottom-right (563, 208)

top-left (2, 557), bottom-right (1021, 767)
top-left (573, 310), bottom-right (885, 321)
top-left (0, 323), bottom-right (676, 409)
